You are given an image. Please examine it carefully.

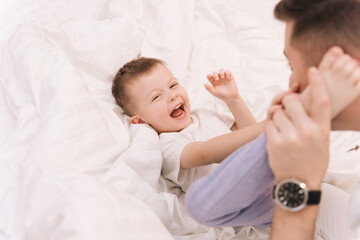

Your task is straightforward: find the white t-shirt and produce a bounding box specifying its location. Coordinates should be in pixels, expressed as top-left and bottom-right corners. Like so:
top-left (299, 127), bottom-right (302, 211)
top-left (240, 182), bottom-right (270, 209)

top-left (159, 108), bottom-right (234, 192)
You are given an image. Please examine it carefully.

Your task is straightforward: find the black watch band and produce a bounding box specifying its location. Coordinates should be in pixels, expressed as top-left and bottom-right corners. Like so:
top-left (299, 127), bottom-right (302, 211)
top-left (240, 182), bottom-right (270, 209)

top-left (307, 190), bottom-right (321, 205)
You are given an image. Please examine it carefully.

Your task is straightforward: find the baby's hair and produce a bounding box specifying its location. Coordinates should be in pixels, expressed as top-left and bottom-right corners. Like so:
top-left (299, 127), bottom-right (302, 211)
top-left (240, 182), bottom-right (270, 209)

top-left (274, 0), bottom-right (360, 66)
top-left (112, 56), bottom-right (165, 116)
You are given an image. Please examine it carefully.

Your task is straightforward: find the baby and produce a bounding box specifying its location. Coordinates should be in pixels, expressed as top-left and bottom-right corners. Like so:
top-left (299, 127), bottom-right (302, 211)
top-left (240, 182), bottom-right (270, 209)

top-left (112, 57), bottom-right (264, 191)
top-left (112, 48), bottom-right (360, 193)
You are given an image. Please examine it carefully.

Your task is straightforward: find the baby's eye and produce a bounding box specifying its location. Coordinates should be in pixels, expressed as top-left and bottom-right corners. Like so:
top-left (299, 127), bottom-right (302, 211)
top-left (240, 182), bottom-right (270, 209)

top-left (170, 83), bottom-right (178, 88)
top-left (152, 95), bottom-right (160, 102)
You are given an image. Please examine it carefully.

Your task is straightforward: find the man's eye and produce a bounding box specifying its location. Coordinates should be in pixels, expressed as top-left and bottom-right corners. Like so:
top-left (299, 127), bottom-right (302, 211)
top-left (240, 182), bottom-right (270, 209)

top-left (170, 83), bottom-right (178, 88)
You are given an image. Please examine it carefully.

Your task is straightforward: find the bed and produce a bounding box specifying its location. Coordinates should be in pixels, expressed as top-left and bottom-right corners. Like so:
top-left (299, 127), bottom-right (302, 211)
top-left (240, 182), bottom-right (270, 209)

top-left (1, 0), bottom-right (360, 239)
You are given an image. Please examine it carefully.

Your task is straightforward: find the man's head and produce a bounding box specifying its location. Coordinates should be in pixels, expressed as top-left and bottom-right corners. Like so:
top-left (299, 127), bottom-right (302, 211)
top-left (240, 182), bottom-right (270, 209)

top-left (275, 0), bottom-right (360, 91)
top-left (274, 0), bottom-right (360, 130)
top-left (112, 57), bottom-right (192, 133)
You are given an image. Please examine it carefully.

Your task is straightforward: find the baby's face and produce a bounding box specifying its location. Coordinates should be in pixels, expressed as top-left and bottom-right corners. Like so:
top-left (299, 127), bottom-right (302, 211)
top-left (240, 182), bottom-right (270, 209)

top-left (129, 64), bottom-right (192, 133)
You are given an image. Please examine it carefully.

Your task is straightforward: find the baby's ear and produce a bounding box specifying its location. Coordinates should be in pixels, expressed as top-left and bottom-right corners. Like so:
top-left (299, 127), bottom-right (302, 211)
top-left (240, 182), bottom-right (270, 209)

top-left (130, 115), bottom-right (146, 124)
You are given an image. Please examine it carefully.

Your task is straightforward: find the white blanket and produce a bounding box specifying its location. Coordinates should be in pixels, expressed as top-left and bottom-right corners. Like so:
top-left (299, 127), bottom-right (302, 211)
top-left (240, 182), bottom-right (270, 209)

top-left (1, 0), bottom-right (359, 239)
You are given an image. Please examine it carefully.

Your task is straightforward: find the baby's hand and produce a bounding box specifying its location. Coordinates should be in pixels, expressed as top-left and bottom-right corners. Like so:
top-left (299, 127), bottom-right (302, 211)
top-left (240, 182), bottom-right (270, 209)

top-left (318, 46), bottom-right (360, 117)
top-left (204, 69), bottom-right (240, 102)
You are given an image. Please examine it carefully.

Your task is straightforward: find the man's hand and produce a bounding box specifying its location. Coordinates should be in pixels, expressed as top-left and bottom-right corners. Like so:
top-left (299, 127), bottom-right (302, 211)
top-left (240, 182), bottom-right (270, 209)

top-left (267, 82), bottom-right (299, 121)
top-left (266, 67), bottom-right (331, 189)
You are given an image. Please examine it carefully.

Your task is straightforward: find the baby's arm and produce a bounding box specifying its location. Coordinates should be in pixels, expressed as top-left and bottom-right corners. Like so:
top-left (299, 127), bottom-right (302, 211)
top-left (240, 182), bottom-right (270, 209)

top-left (205, 70), bottom-right (256, 130)
top-left (300, 46), bottom-right (360, 117)
top-left (180, 121), bottom-right (265, 169)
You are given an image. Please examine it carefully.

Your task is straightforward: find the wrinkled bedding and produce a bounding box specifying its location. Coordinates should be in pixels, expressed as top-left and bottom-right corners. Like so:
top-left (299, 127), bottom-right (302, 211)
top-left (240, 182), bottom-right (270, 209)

top-left (1, 0), bottom-right (360, 239)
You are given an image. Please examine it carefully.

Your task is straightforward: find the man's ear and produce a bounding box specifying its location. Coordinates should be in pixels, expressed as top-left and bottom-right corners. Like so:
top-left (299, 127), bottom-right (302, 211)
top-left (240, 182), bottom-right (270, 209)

top-left (130, 115), bottom-right (146, 124)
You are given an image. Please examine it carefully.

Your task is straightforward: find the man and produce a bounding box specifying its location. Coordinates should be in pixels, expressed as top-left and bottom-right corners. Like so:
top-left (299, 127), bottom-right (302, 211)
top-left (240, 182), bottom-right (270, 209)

top-left (267, 0), bottom-right (360, 239)
top-left (185, 0), bottom-right (360, 239)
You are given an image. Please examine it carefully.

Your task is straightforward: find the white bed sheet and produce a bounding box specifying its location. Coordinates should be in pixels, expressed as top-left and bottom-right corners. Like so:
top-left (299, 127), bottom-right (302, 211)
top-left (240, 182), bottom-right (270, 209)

top-left (1, 0), bottom-right (359, 239)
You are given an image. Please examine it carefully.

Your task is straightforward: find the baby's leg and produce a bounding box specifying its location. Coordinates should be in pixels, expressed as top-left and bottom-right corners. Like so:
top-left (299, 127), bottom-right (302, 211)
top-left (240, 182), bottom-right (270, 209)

top-left (301, 46), bottom-right (360, 118)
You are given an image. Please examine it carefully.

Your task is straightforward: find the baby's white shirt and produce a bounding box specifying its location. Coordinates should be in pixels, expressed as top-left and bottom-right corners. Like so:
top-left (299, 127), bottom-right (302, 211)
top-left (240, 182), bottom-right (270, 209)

top-left (159, 108), bottom-right (234, 192)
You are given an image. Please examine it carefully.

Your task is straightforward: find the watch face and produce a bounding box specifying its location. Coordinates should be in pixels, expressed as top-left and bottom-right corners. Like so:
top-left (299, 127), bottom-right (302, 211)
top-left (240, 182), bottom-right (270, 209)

top-left (278, 182), bottom-right (305, 207)
top-left (275, 179), bottom-right (308, 211)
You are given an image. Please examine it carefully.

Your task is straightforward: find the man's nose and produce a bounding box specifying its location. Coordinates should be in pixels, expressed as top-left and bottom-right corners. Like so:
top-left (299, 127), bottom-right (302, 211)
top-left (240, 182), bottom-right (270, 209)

top-left (289, 75), bottom-right (296, 90)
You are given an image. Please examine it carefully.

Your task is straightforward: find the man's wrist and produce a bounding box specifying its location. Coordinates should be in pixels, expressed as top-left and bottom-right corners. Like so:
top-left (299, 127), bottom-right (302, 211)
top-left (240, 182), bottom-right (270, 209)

top-left (272, 178), bottom-right (322, 213)
top-left (270, 204), bottom-right (319, 240)
top-left (274, 175), bottom-right (322, 190)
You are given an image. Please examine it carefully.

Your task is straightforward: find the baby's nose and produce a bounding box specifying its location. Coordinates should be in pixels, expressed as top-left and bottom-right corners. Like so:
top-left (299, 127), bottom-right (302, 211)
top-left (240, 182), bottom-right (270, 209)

top-left (169, 92), bottom-right (177, 102)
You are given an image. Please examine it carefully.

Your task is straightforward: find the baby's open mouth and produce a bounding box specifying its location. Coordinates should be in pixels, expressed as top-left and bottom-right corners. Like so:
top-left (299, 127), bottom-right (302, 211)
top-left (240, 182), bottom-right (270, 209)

top-left (170, 104), bottom-right (185, 119)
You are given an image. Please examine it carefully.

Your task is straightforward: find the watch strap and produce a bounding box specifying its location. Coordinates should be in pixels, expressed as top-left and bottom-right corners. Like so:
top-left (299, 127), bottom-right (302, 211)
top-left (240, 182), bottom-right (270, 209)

top-left (307, 190), bottom-right (321, 205)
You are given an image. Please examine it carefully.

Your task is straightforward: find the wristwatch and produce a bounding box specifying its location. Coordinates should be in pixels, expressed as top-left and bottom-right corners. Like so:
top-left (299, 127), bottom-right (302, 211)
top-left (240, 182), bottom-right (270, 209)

top-left (272, 178), bottom-right (321, 212)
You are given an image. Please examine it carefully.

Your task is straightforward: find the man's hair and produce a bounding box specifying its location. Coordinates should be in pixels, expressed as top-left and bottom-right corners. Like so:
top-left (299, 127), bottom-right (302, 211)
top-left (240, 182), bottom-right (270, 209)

top-left (274, 0), bottom-right (360, 66)
top-left (112, 57), bottom-right (165, 116)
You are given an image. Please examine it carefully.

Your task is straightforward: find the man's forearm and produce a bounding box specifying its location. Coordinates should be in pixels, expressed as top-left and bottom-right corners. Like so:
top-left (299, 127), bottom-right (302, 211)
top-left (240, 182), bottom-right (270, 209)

top-left (270, 205), bottom-right (319, 240)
